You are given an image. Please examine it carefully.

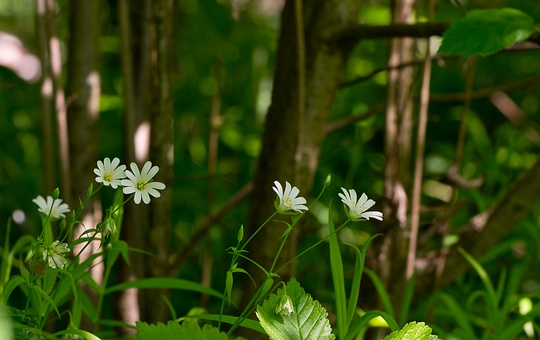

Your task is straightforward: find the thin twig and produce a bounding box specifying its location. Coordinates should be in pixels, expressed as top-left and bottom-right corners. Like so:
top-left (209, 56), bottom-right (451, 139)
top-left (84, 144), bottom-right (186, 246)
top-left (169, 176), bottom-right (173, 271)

top-left (168, 182), bottom-right (254, 278)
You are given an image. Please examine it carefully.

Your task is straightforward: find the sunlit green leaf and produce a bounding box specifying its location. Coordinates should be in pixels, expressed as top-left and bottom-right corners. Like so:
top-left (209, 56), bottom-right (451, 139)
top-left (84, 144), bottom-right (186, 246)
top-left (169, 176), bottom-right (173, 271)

top-left (438, 8), bottom-right (535, 56)
top-left (256, 278), bottom-right (335, 340)
top-left (384, 321), bottom-right (440, 340)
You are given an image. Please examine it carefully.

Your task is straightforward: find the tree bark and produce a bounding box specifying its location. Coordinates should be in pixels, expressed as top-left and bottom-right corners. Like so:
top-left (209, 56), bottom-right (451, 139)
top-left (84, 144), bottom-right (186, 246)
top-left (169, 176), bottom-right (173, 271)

top-left (142, 0), bottom-right (174, 323)
top-left (241, 0), bottom-right (362, 328)
top-left (368, 0), bottom-right (417, 318)
top-left (65, 0), bottom-right (102, 331)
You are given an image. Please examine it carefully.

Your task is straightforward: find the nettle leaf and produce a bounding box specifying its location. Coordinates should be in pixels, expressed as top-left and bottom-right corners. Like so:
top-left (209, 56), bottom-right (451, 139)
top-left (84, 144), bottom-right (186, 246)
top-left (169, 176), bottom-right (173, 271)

top-left (256, 278), bottom-right (335, 340)
top-left (384, 322), bottom-right (440, 340)
top-left (438, 8), bottom-right (536, 57)
top-left (136, 321), bottom-right (231, 340)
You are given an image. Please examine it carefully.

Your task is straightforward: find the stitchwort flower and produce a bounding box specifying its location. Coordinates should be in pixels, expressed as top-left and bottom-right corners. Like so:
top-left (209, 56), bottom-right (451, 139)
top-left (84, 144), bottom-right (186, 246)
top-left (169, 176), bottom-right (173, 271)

top-left (94, 157), bottom-right (126, 189)
top-left (33, 195), bottom-right (70, 220)
top-left (339, 188), bottom-right (383, 221)
top-left (272, 181), bottom-right (308, 214)
top-left (43, 240), bottom-right (70, 269)
top-left (121, 161), bottom-right (166, 204)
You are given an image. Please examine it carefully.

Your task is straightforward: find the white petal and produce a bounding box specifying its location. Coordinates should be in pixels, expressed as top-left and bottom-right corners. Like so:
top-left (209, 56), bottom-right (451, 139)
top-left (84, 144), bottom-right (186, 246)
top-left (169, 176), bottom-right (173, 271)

top-left (272, 181), bottom-right (283, 198)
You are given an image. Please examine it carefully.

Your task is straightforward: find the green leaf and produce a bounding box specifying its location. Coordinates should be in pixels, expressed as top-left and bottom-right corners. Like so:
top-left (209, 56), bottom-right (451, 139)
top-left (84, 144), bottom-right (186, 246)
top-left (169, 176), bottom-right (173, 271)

top-left (344, 311), bottom-right (399, 340)
top-left (136, 321), bottom-right (230, 340)
top-left (256, 278), bottom-right (335, 340)
top-left (327, 205), bottom-right (346, 338)
top-left (105, 277), bottom-right (224, 300)
top-left (180, 314), bottom-right (266, 334)
top-left (384, 321), bottom-right (440, 340)
top-left (438, 8), bottom-right (536, 56)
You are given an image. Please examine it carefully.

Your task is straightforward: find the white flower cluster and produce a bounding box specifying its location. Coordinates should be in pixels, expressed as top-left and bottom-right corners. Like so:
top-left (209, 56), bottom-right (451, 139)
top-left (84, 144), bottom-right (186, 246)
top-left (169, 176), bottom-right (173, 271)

top-left (94, 157), bottom-right (166, 205)
top-left (272, 180), bottom-right (383, 221)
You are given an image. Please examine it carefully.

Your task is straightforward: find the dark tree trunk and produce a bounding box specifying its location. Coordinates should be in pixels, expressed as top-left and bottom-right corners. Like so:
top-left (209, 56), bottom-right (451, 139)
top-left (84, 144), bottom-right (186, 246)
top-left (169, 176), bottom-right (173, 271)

top-left (65, 0), bottom-right (102, 331)
top-left (241, 0), bottom-right (362, 333)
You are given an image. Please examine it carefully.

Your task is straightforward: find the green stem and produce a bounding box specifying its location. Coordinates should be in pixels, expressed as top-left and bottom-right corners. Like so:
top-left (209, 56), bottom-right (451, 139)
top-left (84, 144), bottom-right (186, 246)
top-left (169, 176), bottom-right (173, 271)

top-left (275, 220), bottom-right (350, 274)
top-left (269, 225), bottom-right (292, 274)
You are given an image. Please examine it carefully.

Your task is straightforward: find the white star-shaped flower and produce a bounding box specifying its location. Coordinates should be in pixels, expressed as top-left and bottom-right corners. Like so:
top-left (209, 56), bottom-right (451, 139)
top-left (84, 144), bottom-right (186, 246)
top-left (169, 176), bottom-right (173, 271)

top-left (43, 240), bottom-right (70, 269)
top-left (338, 188), bottom-right (383, 221)
top-left (272, 181), bottom-right (308, 214)
top-left (32, 195), bottom-right (70, 220)
top-left (121, 161), bottom-right (166, 204)
top-left (94, 157), bottom-right (126, 189)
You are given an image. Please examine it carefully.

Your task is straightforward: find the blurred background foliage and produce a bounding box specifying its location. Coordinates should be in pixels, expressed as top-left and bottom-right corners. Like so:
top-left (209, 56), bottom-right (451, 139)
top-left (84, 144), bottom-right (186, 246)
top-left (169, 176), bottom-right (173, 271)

top-left (2, 0), bottom-right (540, 337)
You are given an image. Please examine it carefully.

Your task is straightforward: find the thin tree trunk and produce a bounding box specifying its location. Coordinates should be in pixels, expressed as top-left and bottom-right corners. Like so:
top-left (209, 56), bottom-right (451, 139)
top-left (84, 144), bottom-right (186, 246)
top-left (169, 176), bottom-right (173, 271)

top-left (65, 0), bottom-right (102, 331)
top-left (35, 0), bottom-right (55, 195)
top-left (371, 0), bottom-right (416, 317)
top-left (35, 0), bottom-right (70, 202)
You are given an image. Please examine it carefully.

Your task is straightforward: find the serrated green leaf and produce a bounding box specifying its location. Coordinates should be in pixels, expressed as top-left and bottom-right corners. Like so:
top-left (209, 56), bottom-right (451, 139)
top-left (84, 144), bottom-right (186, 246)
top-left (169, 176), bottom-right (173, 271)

top-left (256, 278), bottom-right (335, 340)
top-left (438, 8), bottom-right (535, 56)
top-left (136, 321), bottom-right (230, 340)
top-left (384, 321), bottom-right (440, 340)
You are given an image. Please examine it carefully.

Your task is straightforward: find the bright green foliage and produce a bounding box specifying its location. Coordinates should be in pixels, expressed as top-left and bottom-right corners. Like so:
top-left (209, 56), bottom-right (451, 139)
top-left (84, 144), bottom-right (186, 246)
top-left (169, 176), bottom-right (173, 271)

top-left (438, 8), bottom-right (536, 56)
top-left (256, 278), bottom-right (335, 340)
top-left (384, 322), bottom-right (440, 340)
top-left (136, 321), bottom-right (232, 340)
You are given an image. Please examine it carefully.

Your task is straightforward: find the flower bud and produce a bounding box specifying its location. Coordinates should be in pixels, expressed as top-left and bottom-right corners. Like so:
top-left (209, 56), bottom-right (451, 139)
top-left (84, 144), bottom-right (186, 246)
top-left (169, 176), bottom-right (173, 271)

top-left (324, 174), bottom-right (332, 188)
top-left (275, 293), bottom-right (295, 316)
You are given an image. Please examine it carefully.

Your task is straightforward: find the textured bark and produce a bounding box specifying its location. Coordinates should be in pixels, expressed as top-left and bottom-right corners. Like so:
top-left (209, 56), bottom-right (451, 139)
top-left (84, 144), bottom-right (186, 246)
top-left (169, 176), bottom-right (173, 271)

top-left (116, 0), bottom-right (147, 333)
top-left (65, 0), bottom-right (102, 331)
top-left (241, 0), bottom-right (362, 328)
top-left (142, 0), bottom-right (174, 323)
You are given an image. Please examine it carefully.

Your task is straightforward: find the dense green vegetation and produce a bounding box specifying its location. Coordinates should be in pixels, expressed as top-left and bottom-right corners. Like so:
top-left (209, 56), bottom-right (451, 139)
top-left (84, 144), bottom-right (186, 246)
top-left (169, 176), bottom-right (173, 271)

top-left (1, 0), bottom-right (540, 339)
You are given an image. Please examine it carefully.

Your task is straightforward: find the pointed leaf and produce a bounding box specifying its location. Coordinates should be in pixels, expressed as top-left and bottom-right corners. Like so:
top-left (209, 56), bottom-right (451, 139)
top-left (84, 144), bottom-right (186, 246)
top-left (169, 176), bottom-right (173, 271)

top-left (256, 278), bottom-right (335, 340)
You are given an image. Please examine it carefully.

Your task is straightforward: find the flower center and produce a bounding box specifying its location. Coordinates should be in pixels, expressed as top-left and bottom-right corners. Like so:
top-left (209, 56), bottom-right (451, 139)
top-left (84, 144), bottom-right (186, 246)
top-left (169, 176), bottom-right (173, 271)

top-left (48, 248), bottom-right (56, 257)
top-left (284, 197), bottom-right (293, 207)
top-left (103, 171), bottom-right (114, 182)
top-left (137, 180), bottom-right (148, 191)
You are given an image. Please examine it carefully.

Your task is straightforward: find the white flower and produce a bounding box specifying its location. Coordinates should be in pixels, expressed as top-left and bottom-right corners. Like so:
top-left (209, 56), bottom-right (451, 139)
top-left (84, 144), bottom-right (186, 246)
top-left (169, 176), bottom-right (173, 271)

top-left (32, 195), bottom-right (70, 219)
top-left (338, 188), bottom-right (383, 221)
top-left (43, 240), bottom-right (70, 269)
top-left (94, 157), bottom-right (126, 189)
top-left (121, 161), bottom-right (166, 204)
top-left (272, 181), bottom-right (308, 214)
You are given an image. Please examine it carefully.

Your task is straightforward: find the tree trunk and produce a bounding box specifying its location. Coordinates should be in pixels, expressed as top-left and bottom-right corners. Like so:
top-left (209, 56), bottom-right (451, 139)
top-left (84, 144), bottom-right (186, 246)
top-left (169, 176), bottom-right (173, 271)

top-left (142, 0), bottom-right (174, 323)
top-left (65, 0), bottom-right (102, 331)
top-left (241, 0), bottom-right (362, 329)
top-left (368, 0), bottom-right (417, 318)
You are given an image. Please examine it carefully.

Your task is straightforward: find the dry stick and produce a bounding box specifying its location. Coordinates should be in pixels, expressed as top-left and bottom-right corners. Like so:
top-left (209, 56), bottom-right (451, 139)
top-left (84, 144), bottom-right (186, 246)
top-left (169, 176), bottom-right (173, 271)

top-left (406, 0), bottom-right (434, 281)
